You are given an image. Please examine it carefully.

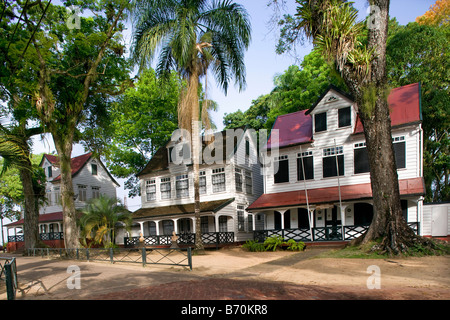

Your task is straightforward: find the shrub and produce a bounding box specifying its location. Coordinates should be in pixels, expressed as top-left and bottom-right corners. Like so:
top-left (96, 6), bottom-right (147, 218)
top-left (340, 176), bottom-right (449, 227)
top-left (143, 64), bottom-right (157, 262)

top-left (264, 235), bottom-right (285, 251)
top-left (285, 239), bottom-right (305, 251)
top-left (242, 240), bottom-right (266, 252)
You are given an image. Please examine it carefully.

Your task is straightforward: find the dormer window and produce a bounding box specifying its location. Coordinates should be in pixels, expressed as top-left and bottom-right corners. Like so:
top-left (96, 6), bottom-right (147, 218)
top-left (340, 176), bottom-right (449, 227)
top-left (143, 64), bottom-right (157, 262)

top-left (338, 107), bottom-right (351, 128)
top-left (315, 112), bottom-right (327, 132)
top-left (47, 166), bottom-right (52, 178)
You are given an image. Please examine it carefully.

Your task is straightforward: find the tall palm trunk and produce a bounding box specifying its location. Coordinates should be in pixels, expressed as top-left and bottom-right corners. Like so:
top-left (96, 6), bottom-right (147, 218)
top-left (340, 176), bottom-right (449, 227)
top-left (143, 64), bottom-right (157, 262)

top-left (186, 69), bottom-right (204, 252)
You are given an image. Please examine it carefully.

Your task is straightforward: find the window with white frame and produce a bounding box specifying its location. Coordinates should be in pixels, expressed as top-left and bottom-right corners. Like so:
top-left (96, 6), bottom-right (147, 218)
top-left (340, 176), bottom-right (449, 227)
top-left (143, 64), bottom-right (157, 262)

top-left (392, 136), bottom-right (406, 169)
top-left (146, 179), bottom-right (156, 201)
top-left (53, 187), bottom-right (61, 205)
top-left (160, 177), bottom-right (171, 199)
top-left (78, 185), bottom-right (87, 201)
top-left (274, 155), bottom-right (289, 183)
top-left (323, 146), bottom-right (344, 178)
top-left (237, 205), bottom-right (245, 231)
top-left (91, 186), bottom-right (100, 199)
top-left (91, 163), bottom-right (98, 175)
top-left (176, 174), bottom-right (189, 198)
top-left (245, 170), bottom-right (252, 194)
top-left (212, 168), bottom-right (225, 192)
top-left (235, 168), bottom-right (243, 192)
top-left (297, 151), bottom-right (314, 180)
top-left (199, 171), bottom-right (206, 195)
top-left (247, 214), bottom-right (253, 231)
top-left (354, 142), bottom-right (370, 174)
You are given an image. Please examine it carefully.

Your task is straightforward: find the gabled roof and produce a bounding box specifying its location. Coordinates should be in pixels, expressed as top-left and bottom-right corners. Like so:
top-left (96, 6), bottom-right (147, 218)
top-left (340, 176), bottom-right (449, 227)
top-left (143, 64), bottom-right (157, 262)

top-left (265, 110), bottom-right (312, 150)
top-left (305, 84), bottom-right (354, 115)
top-left (354, 82), bottom-right (422, 134)
top-left (41, 152), bottom-right (119, 187)
top-left (265, 83), bottom-right (422, 149)
top-left (137, 127), bottom-right (248, 177)
top-left (50, 153), bottom-right (93, 181)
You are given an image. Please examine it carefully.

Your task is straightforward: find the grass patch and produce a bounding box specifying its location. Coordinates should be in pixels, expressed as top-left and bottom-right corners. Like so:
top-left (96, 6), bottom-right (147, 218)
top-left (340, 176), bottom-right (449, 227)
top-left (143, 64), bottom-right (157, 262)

top-left (314, 242), bottom-right (389, 259)
top-left (314, 239), bottom-right (450, 259)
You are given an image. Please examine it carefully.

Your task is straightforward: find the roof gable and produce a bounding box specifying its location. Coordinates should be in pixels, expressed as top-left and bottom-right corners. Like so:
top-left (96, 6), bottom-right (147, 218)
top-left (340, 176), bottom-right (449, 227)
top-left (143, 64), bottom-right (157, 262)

top-left (266, 83), bottom-right (422, 148)
top-left (137, 127), bottom-right (248, 177)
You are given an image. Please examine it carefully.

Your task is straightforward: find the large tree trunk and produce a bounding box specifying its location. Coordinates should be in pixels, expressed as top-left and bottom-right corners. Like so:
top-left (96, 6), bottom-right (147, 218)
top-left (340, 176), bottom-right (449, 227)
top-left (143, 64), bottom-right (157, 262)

top-left (19, 165), bottom-right (40, 252)
top-left (346, 0), bottom-right (435, 254)
top-left (53, 130), bottom-right (80, 249)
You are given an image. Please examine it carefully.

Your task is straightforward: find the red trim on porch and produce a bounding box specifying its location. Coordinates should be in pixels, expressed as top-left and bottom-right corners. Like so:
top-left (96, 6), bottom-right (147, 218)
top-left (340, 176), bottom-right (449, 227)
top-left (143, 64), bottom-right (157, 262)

top-left (247, 177), bottom-right (425, 211)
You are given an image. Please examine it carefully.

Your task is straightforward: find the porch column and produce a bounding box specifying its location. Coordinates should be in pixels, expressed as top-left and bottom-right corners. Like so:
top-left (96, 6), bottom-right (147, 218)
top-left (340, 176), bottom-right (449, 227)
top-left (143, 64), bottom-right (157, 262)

top-left (173, 218), bottom-right (179, 233)
top-left (278, 209), bottom-right (287, 230)
top-left (339, 203), bottom-right (349, 227)
top-left (308, 207), bottom-right (315, 242)
top-left (339, 204), bottom-right (349, 241)
top-left (57, 222), bottom-right (62, 232)
top-left (214, 215), bottom-right (219, 233)
top-left (154, 220), bottom-right (160, 236)
top-left (252, 214), bottom-right (256, 231)
top-left (190, 217), bottom-right (196, 233)
top-left (138, 221), bottom-right (144, 236)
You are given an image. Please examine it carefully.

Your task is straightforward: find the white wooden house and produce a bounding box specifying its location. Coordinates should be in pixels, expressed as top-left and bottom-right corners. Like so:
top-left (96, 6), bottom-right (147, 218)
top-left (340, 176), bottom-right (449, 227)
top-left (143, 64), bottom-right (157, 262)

top-left (247, 83), bottom-right (426, 242)
top-left (6, 152), bottom-right (119, 249)
top-left (125, 127), bottom-right (264, 247)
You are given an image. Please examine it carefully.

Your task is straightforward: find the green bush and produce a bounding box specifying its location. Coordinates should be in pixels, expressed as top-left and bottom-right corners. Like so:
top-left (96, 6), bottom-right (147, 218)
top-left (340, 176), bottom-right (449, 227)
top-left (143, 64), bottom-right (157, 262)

top-left (243, 236), bottom-right (306, 252)
top-left (285, 239), bottom-right (306, 251)
top-left (242, 240), bottom-right (266, 252)
top-left (264, 235), bottom-right (285, 251)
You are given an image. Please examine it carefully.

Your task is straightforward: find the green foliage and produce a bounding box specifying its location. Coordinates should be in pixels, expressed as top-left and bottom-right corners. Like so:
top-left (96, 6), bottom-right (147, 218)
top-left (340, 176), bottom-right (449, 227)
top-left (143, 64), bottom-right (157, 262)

top-left (243, 236), bottom-right (305, 252)
top-left (89, 68), bottom-right (181, 197)
top-left (242, 239), bottom-right (266, 252)
top-left (387, 22), bottom-right (450, 202)
top-left (263, 235), bottom-right (285, 251)
top-left (79, 194), bottom-right (132, 248)
top-left (284, 239), bottom-right (305, 251)
top-left (224, 49), bottom-right (347, 131)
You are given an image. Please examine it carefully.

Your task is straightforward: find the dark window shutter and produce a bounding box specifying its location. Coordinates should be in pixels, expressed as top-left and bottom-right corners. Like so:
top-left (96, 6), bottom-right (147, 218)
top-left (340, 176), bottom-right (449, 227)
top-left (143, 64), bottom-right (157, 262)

top-left (315, 112), bottom-right (327, 132)
top-left (354, 147), bottom-right (370, 174)
top-left (274, 159), bottom-right (289, 183)
top-left (323, 155), bottom-right (344, 178)
top-left (297, 156), bottom-right (314, 180)
top-left (394, 142), bottom-right (406, 169)
top-left (338, 107), bottom-right (351, 127)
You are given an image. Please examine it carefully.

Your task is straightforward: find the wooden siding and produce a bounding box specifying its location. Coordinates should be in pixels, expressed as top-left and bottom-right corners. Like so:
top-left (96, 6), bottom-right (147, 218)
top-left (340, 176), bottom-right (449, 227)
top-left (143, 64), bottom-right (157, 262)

top-left (40, 157), bottom-right (118, 215)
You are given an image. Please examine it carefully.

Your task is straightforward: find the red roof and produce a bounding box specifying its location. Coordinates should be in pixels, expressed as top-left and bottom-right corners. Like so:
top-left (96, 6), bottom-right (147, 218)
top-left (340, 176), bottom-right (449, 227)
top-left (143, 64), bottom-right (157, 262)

top-left (50, 153), bottom-right (92, 181)
top-left (266, 83), bottom-right (422, 149)
top-left (247, 178), bottom-right (425, 211)
top-left (266, 110), bottom-right (312, 149)
top-left (6, 212), bottom-right (63, 227)
top-left (354, 82), bottom-right (422, 134)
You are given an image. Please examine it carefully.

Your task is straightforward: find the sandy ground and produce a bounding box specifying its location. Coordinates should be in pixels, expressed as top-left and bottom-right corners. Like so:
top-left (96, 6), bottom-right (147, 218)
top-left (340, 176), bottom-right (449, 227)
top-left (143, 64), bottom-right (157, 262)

top-left (1, 247), bottom-right (449, 300)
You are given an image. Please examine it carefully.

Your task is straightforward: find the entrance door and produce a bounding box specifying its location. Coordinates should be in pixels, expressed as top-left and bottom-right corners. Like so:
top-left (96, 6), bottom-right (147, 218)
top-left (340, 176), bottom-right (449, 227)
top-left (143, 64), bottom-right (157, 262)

top-left (325, 206), bottom-right (342, 240)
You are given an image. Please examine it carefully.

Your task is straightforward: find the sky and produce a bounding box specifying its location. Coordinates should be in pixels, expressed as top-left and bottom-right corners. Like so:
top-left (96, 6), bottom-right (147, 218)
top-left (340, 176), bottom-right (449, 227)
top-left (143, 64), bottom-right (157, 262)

top-left (1, 0), bottom-right (437, 243)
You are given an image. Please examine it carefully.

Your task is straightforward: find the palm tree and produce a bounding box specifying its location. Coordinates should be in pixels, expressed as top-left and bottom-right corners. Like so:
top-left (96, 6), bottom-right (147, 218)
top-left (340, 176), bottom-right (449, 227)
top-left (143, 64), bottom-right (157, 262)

top-left (131, 0), bottom-right (251, 251)
top-left (80, 195), bottom-right (132, 248)
top-left (0, 123), bottom-right (44, 251)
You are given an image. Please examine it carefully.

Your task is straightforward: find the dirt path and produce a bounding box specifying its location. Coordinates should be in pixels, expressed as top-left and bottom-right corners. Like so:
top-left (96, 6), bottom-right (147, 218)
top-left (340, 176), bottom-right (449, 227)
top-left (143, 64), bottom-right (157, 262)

top-left (2, 247), bottom-right (449, 300)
